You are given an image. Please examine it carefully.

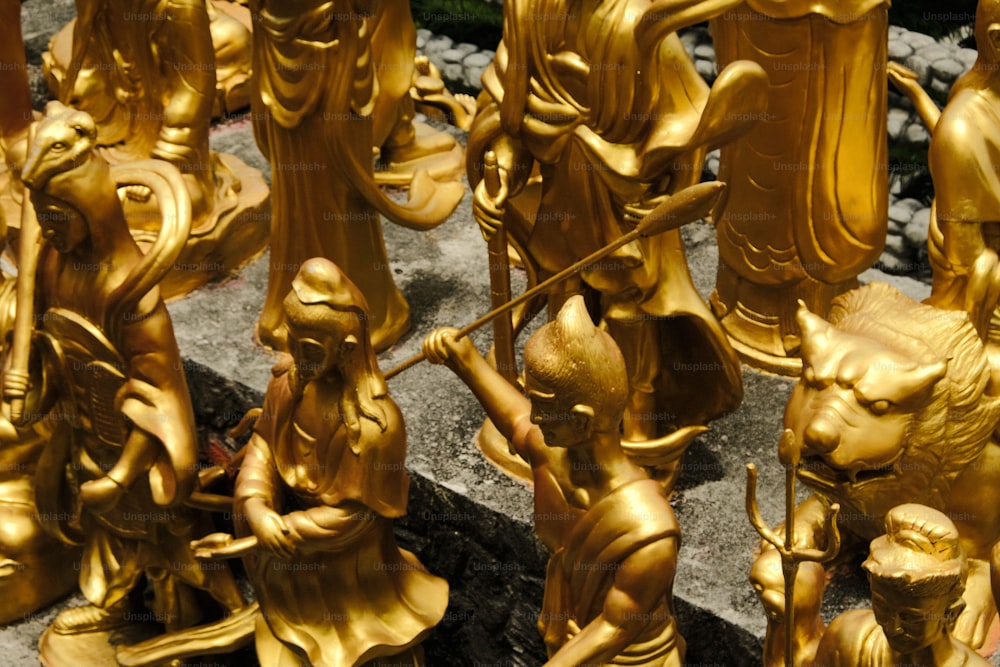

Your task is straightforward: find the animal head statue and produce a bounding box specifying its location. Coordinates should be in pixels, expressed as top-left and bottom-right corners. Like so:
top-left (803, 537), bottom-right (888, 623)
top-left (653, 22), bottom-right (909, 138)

top-left (786, 283), bottom-right (1000, 540)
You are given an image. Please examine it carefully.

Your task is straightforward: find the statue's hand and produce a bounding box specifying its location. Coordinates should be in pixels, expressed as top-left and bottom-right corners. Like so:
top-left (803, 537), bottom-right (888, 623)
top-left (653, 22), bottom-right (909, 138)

top-left (887, 61), bottom-right (919, 90)
top-left (473, 174), bottom-right (508, 243)
top-left (423, 327), bottom-right (476, 371)
top-left (190, 532), bottom-right (234, 559)
top-left (246, 502), bottom-right (298, 560)
top-left (955, 558), bottom-right (997, 651)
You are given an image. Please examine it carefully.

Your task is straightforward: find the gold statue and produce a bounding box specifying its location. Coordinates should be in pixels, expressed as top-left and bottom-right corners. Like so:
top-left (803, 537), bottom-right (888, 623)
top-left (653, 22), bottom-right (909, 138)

top-left (0, 0), bottom-right (35, 230)
top-left (40, 0), bottom-right (269, 299)
top-left (44, 0), bottom-right (254, 119)
top-left (466, 0), bottom-right (769, 482)
top-left (750, 550), bottom-right (828, 667)
top-left (811, 504), bottom-right (988, 666)
top-left (192, 258), bottom-right (448, 666)
top-left (710, 0), bottom-right (890, 374)
top-left (11, 102), bottom-right (244, 662)
top-left (888, 0), bottom-right (1000, 355)
top-left (423, 296), bottom-right (684, 666)
top-left (751, 282), bottom-right (1000, 653)
top-left (250, 0), bottom-right (464, 352)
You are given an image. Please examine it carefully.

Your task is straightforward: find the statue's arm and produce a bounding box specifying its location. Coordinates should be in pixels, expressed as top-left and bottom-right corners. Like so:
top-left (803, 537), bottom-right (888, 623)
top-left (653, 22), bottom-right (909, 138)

top-left (423, 327), bottom-right (535, 461)
top-left (235, 432), bottom-right (299, 558)
top-left (544, 536), bottom-right (679, 667)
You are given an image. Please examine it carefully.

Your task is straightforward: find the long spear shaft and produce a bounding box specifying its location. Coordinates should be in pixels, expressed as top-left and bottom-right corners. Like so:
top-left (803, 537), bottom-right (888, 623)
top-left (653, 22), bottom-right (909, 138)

top-left (383, 180), bottom-right (727, 380)
top-left (746, 430), bottom-right (841, 667)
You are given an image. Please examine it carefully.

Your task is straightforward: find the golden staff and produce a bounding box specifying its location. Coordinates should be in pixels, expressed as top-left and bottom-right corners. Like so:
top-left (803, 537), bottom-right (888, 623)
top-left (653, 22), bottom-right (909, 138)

top-left (746, 429), bottom-right (841, 667)
top-left (481, 150), bottom-right (518, 385)
top-left (5, 130), bottom-right (41, 425)
top-left (385, 180), bottom-right (728, 380)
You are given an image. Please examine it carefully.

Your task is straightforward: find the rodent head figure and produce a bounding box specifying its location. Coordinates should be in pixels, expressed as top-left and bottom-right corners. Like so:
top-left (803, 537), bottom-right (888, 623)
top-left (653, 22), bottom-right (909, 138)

top-left (22, 101), bottom-right (98, 193)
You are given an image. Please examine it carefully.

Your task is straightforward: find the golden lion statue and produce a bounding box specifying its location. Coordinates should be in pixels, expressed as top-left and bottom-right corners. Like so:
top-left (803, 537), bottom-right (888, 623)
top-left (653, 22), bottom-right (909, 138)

top-left (757, 282), bottom-right (1000, 656)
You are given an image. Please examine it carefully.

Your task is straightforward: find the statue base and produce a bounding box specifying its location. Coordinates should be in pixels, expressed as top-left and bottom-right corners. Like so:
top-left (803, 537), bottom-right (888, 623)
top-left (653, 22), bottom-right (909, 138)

top-left (711, 294), bottom-right (803, 377)
top-left (38, 622), bottom-right (163, 667)
top-left (125, 152), bottom-right (270, 300)
top-left (375, 121), bottom-right (465, 187)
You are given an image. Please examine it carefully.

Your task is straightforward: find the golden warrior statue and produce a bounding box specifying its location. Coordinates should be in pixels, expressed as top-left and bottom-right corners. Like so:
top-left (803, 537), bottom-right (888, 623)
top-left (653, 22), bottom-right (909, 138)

top-left (468, 0), bottom-right (769, 477)
top-left (9, 103), bottom-right (244, 660)
top-left (424, 296), bottom-right (684, 666)
top-left (711, 0), bottom-right (890, 374)
top-left (250, 0), bottom-right (464, 353)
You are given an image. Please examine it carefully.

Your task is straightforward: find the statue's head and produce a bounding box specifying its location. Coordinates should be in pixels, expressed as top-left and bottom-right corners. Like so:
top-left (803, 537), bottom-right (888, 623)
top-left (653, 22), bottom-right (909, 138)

top-left (0, 473), bottom-right (78, 624)
top-left (21, 102), bottom-right (99, 254)
top-left (864, 503), bottom-right (967, 653)
top-left (283, 258), bottom-right (388, 446)
top-left (284, 258), bottom-right (370, 382)
top-left (977, 0), bottom-right (1000, 63)
top-left (523, 296), bottom-right (628, 446)
top-left (786, 283), bottom-right (1000, 539)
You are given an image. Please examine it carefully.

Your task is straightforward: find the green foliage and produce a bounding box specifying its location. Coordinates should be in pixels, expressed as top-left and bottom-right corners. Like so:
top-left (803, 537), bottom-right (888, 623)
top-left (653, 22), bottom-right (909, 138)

top-left (412, 0), bottom-right (504, 50)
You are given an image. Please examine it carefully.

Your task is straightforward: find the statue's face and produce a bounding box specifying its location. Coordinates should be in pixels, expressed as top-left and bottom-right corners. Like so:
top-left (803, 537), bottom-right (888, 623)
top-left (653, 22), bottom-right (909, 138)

top-left (786, 313), bottom-right (947, 538)
top-left (525, 371), bottom-right (592, 448)
top-left (0, 498), bottom-right (77, 624)
top-left (283, 302), bottom-right (356, 384)
top-left (870, 581), bottom-right (953, 654)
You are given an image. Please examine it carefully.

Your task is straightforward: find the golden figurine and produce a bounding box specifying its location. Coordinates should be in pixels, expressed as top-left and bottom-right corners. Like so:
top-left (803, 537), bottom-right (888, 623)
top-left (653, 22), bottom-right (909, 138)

top-left (0, 2), bottom-right (83, 625)
top-left (11, 102), bottom-right (244, 663)
top-left (466, 0), bottom-right (769, 483)
top-left (44, 0), bottom-right (254, 119)
top-left (811, 504), bottom-right (988, 666)
top-left (423, 296), bottom-right (685, 666)
top-left (888, 0), bottom-right (1000, 355)
top-left (750, 550), bottom-right (828, 667)
top-left (0, 427), bottom-right (81, 625)
top-left (710, 0), bottom-right (890, 374)
top-left (40, 0), bottom-right (269, 299)
top-left (193, 258), bottom-right (448, 666)
top-left (0, 0), bottom-right (36, 230)
top-left (746, 430), bottom-right (841, 667)
top-left (250, 0), bottom-right (464, 352)
top-left (751, 282), bottom-right (1000, 654)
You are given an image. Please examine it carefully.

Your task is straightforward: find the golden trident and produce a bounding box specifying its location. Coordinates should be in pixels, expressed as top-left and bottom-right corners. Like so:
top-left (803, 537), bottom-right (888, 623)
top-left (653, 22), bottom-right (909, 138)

top-left (746, 429), bottom-right (841, 667)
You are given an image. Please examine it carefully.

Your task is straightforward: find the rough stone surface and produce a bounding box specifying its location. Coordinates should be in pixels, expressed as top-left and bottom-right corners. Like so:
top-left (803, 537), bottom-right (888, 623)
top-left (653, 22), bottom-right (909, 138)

top-left (887, 39), bottom-right (913, 60)
top-left (441, 47), bottom-right (466, 64)
top-left (932, 57), bottom-right (966, 83)
top-left (904, 208), bottom-right (932, 248)
top-left (887, 107), bottom-right (910, 140)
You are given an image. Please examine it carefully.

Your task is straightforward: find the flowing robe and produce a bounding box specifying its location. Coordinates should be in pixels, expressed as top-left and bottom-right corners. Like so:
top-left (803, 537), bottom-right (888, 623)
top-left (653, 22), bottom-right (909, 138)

top-left (712, 0), bottom-right (889, 294)
top-left (538, 478), bottom-right (683, 666)
top-left (251, 0), bottom-right (456, 352)
top-left (234, 364), bottom-right (448, 666)
top-left (31, 246), bottom-right (236, 616)
top-left (472, 0), bottom-right (744, 429)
